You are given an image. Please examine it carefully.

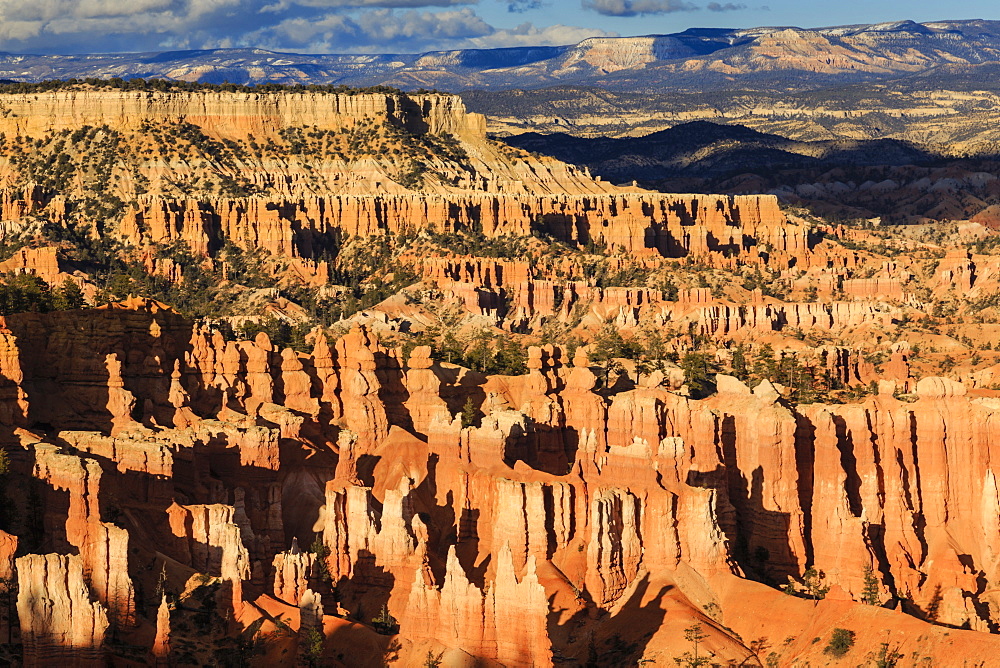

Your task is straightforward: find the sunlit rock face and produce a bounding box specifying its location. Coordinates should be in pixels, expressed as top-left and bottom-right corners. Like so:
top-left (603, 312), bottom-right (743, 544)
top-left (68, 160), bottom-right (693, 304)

top-left (0, 302), bottom-right (999, 665)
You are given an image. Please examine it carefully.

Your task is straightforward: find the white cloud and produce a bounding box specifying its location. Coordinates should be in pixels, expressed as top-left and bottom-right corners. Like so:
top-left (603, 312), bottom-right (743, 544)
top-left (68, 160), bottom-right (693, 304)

top-left (0, 0), bottom-right (611, 54)
top-left (0, 0), bottom-right (246, 42)
top-left (75, 0), bottom-right (177, 19)
top-left (245, 7), bottom-right (493, 51)
top-left (355, 8), bottom-right (491, 40)
top-left (467, 22), bottom-right (615, 48)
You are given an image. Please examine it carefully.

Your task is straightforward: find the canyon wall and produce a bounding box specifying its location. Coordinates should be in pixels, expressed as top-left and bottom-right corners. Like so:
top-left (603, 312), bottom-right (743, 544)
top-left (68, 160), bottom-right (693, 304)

top-left (0, 304), bottom-right (997, 664)
top-left (113, 191), bottom-right (795, 259)
top-left (0, 91), bottom-right (486, 140)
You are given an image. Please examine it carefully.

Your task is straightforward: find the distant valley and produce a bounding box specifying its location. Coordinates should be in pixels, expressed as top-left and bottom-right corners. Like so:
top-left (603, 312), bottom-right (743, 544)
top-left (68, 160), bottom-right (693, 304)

top-left (5, 19), bottom-right (1000, 666)
top-left (6, 19), bottom-right (1000, 95)
top-left (505, 121), bottom-right (1000, 225)
top-left (6, 20), bottom-right (1000, 152)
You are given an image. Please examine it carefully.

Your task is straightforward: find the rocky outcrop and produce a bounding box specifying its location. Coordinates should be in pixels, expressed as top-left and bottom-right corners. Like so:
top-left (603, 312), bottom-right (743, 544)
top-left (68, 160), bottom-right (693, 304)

top-left (272, 538), bottom-right (315, 606)
top-left (0, 303), bottom-right (999, 665)
top-left (0, 246), bottom-right (70, 286)
top-left (116, 191), bottom-right (793, 260)
top-left (587, 489), bottom-right (643, 606)
top-left (32, 445), bottom-right (135, 628)
top-left (694, 301), bottom-right (900, 336)
top-left (0, 91), bottom-right (484, 141)
top-left (402, 545), bottom-right (551, 667)
top-left (152, 594), bottom-right (170, 664)
top-left (16, 553), bottom-right (109, 666)
top-left (166, 503), bottom-right (250, 583)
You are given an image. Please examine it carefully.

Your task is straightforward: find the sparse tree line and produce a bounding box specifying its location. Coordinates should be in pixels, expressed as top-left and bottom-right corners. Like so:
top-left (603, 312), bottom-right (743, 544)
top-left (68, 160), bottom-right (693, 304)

top-left (0, 77), bottom-right (434, 97)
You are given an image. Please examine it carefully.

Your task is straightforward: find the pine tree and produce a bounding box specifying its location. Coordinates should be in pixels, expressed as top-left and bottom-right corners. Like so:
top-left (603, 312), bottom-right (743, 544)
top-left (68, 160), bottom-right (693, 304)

top-left (731, 344), bottom-right (749, 381)
top-left (861, 564), bottom-right (881, 606)
top-left (802, 567), bottom-right (830, 600)
top-left (673, 623), bottom-right (712, 667)
top-left (460, 396), bottom-right (479, 428)
top-left (52, 278), bottom-right (86, 310)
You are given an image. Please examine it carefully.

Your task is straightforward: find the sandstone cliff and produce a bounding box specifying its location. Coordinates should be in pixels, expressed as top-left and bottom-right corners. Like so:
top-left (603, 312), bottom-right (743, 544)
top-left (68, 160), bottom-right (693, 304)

top-left (0, 91), bottom-right (484, 141)
top-left (112, 191), bottom-right (793, 259)
top-left (0, 305), bottom-right (996, 665)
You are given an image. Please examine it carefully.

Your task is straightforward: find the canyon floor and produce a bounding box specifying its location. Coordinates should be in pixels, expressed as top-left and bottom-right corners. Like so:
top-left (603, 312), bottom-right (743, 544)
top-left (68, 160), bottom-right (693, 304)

top-left (0, 81), bottom-right (998, 667)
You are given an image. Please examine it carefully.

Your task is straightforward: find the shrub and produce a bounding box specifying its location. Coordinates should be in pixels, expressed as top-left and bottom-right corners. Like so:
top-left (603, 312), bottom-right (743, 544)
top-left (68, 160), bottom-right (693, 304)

top-left (372, 605), bottom-right (399, 635)
top-left (309, 536), bottom-right (331, 583)
top-left (823, 628), bottom-right (855, 657)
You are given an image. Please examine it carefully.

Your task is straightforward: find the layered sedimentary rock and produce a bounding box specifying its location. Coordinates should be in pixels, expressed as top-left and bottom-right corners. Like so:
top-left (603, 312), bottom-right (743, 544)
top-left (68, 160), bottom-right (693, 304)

top-left (2, 81), bottom-right (998, 667)
top-left (0, 88), bottom-right (610, 207)
top-left (419, 251), bottom-right (902, 341)
top-left (0, 91), bottom-right (485, 140)
top-left (16, 553), bottom-right (109, 666)
top-left (166, 503), bottom-right (250, 583)
top-left (0, 303), bottom-right (999, 664)
top-left (33, 445), bottom-right (135, 627)
top-left (272, 539), bottom-right (315, 606)
top-left (114, 191), bottom-right (794, 259)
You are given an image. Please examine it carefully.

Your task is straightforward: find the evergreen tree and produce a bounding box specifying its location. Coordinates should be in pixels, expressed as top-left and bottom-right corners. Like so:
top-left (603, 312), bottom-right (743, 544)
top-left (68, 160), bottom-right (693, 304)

top-left (680, 352), bottom-right (718, 399)
top-left (673, 623), bottom-right (712, 667)
top-left (861, 564), bottom-right (881, 606)
top-left (731, 344), bottom-right (749, 381)
top-left (52, 278), bottom-right (86, 310)
top-left (460, 396), bottom-right (479, 428)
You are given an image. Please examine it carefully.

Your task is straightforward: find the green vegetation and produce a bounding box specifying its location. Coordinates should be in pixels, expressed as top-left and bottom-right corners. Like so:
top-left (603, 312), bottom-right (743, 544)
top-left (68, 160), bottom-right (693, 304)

top-left (309, 537), bottom-right (332, 583)
top-left (783, 567), bottom-right (830, 601)
top-left (874, 642), bottom-right (903, 668)
top-left (823, 628), bottom-right (855, 657)
top-left (672, 623), bottom-right (712, 667)
top-left (460, 396), bottom-right (481, 429)
top-left (303, 627), bottom-right (325, 667)
top-left (405, 326), bottom-right (527, 377)
top-left (679, 352), bottom-right (719, 399)
top-left (862, 565), bottom-right (882, 606)
top-left (0, 77), bottom-right (416, 96)
top-left (0, 274), bottom-right (87, 315)
top-left (372, 605), bottom-right (399, 635)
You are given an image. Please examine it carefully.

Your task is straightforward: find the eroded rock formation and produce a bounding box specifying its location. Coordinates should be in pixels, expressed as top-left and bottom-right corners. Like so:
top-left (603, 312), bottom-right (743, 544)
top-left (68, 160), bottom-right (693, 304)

top-left (0, 86), bottom-right (998, 666)
top-left (0, 304), bottom-right (996, 664)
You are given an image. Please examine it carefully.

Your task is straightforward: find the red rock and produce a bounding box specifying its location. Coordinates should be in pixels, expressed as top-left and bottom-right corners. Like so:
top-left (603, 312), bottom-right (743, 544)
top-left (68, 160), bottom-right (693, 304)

top-left (16, 553), bottom-right (109, 666)
top-left (166, 502), bottom-right (251, 584)
top-left (272, 538), bottom-right (316, 606)
top-left (152, 594), bottom-right (170, 663)
top-left (3, 290), bottom-right (1000, 664)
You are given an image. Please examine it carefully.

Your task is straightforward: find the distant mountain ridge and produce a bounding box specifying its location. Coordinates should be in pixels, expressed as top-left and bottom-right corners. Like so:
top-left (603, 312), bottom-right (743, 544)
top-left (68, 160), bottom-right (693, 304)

top-left (503, 120), bottom-right (1000, 225)
top-left (3, 19), bottom-right (1000, 92)
top-left (505, 121), bottom-right (938, 182)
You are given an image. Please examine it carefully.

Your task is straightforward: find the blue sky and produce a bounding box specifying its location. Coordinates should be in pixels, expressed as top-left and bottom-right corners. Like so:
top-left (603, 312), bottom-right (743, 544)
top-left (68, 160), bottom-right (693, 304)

top-left (0, 0), bottom-right (996, 54)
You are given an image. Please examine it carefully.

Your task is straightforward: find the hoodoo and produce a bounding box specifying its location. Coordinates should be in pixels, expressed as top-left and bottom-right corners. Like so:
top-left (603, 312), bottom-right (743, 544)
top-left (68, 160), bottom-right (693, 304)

top-left (0, 76), bottom-right (998, 666)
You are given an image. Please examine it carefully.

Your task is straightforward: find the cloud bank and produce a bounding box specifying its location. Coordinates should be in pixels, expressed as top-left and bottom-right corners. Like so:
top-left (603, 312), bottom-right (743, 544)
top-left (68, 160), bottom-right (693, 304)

top-left (0, 0), bottom-right (749, 54)
top-left (0, 0), bottom-right (614, 53)
top-left (582, 0), bottom-right (696, 16)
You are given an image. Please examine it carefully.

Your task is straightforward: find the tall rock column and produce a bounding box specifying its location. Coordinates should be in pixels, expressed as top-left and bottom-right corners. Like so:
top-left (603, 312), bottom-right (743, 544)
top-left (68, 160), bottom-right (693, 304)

top-left (33, 446), bottom-right (135, 628)
top-left (586, 488), bottom-right (643, 607)
top-left (335, 326), bottom-right (390, 452)
top-left (16, 553), bottom-right (109, 667)
top-left (152, 594), bottom-right (171, 666)
top-left (272, 538), bottom-right (316, 606)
